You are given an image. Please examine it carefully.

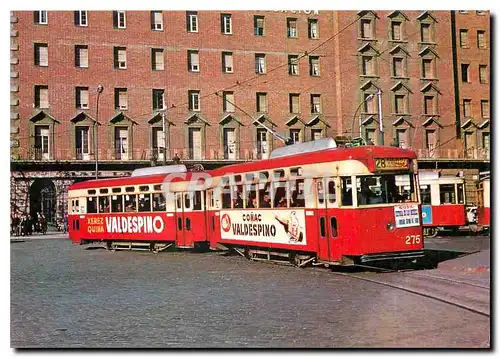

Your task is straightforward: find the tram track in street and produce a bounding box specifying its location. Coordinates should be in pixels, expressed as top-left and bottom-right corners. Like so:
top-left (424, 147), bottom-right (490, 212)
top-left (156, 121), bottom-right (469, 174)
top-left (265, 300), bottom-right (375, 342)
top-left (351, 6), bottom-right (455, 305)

top-left (329, 269), bottom-right (490, 318)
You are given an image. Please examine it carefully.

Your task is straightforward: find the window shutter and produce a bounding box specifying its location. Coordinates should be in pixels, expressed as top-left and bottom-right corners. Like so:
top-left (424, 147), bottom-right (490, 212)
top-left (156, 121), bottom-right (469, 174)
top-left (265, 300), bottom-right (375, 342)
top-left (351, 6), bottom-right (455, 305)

top-left (155, 50), bottom-right (164, 70)
top-left (191, 52), bottom-right (199, 70)
top-left (81, 88), bottom-right (89, 107)
top-left (363, 21), bottom-right (371, 38)
top-left (154, 11), bottom-right (162, 29)
top-left (119, 90), bottom-right (127, 109)
top-left (80, 47), bottom-right (88, 67)
top-left (40, 87), bottom-right (48, 108)
top-left (225, 53), bottom-right (233, 71)
top-left (39, 45), bottom-right (48, 66)
top-left (291, 95), bottom-right (299, 113)
top-left (225, 93), bottom-right (235, 112)
top-left (74, 11), bottom-right (79, 25)
top-left (113, 11), bottom-right (118, 27)
top-left (34, 11), bottom-right (40, 23)
top-left (258, 94), bottom-right (267, 112)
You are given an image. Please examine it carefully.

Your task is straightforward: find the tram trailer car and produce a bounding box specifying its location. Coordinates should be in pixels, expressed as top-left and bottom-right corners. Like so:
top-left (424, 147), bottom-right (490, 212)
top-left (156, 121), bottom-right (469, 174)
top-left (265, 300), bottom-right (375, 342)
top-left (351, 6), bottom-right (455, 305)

top-left (476, 173), bottom-right (490, 230)
top-left (397, 171), bottom-right (467, 238)
top-left (67, 165), bottom-right (210, 252)
top-left (206, 141), bottom-right (424, 267)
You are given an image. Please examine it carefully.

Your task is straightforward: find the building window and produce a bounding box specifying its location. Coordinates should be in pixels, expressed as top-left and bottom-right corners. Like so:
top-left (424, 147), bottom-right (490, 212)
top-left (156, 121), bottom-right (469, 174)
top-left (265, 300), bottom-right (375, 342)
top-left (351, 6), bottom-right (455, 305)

top-left (394, 94), bottom-right (406, 114)
top-left (288, 55), bottom-right (299, 75)
top-left (254, 16), bottom-right (265, 36)
top-left (477, 11), bottom-right (486, 15)
top-left (308, 19), bottom-right (319, 39)
top-left (152, 127), bottom-right (167, 161)
top-left (365, 128), bottom-right (376, 145)
top-left (34, 85), bottom-right (49, 108)
top-left (34, 125), bottom-right (50, 159)
top-left (188, 50), bottom-right (200, 72)
top-left (392, 57), bottom-right (404, 77)
top-left (255, 54), bottom-right (266, 74)
top-left (290, 129), bottom-right (301, 143)
top-left (114, 47), bottom-right (127, 69)
top-left (363, 92), bottom-right (376, 113)
top-left (223, 91), bottom-right (235, 112)
top-left (75, 87), bottom-right (89, 109)
top-left (287, 18), bottom-right (297, 38)
top-left (114, 126), bottom-right (129, 160)
top-left (188, 90), bottom-right (200, 111)
top-left (391, 21), bottom-right (402, 41)
top-left (309, 56), bottom-right (320, 76)
top-left (151, 48), bottom-right (164, 71)
top-left (462, 99), bottom-right (472, 118)
top-left (256, 128), bottom-right (269, 159)
top-left (151, 11), bottom-right (163, 31)
top-left (34, 43), bottom-right (48, 67)
top-left (222, 127), bottom-right (237, 160)
top-left (479, 65), bottom-right (488, 83)
top-left (75, 126), bottom-right (90, 159)
top-left (222, 52), bottom-right (233, 73)
top-left (461, 63), bottom-right (470, 82)
top-left (113, 11), bottom-right (126, 29)
top-left (360, 19), bottom-right (372, 39)
top-left (115, 88), bottom-right (128, 110)
top-left (221, 13), bottom-right (232, 34)
top-left (186, 11), bottom-right (198, 32)
top-left (424, 95), bottom-right (435, 115)
top-left (74, 11), bottom-right (88, 26)
top-left (289, 93), bottom-right (300, 113)
top-left (459, 29), bottom-right (468, 47)
top-left (362, 56), bottom-right (374, 76)
top-left (477, 30), bottom-right (486, 49)
top-left (75, 45), bottom-right (88, 68)
top-left (422, 58), bottom-right (434, 79)
top-left (425, 129), bottom-right (437, 153)
top-left (481, 100), bottom-right (489, 118)
top-left (396, 128), bottom-right (408, 149)
top-left (256, 92), bottom-right (267, 112)
top-left (420, 23), bottom-right (432, 42)
top-left (188, 127), bottom-right (202, 160)
top-left (482, 132), bottom-right (490, 150)
top-left (152, 89), bottom-right (164, 110)
top-left (34, 11), bottom-right (48, 25)
top-left (311, 128), bottom-right (323, 141)
top-left (311, 94), bottom-right (321, 114)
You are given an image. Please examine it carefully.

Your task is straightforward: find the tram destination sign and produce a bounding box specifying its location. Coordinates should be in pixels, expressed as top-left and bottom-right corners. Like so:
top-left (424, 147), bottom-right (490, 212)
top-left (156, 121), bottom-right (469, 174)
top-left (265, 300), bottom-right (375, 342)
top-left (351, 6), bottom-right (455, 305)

top-left (375, 158), bottom-right (409, 171)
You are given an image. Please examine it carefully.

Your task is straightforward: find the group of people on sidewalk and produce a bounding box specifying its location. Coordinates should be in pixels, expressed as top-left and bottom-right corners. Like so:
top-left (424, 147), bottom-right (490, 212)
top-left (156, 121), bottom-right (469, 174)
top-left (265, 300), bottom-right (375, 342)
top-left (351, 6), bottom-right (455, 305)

top-left (10, 212), bottom-right (49, 237)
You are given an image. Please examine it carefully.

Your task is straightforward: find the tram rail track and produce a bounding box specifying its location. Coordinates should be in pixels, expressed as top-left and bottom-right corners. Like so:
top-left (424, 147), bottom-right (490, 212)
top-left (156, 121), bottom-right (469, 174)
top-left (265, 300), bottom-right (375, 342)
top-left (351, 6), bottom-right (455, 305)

top-left (331, 269), bottom-right (490, 318)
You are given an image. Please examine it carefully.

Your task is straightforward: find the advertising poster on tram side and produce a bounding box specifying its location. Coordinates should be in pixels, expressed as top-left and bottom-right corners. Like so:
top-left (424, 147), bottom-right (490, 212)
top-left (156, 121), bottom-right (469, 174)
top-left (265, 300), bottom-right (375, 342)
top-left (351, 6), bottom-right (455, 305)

top-left (220, 210), bottom-right (307, 245)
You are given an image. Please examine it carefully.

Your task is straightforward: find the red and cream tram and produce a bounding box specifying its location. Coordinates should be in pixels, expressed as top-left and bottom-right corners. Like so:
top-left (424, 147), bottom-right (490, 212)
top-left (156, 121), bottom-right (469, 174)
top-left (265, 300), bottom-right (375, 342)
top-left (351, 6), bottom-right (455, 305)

top-left (476, 172), bottom-right (490, 230)
top-left (397, 171), bottom-right (467, 237)
top-left (206, 139), bottom-right (424, 267)
top-left (67, 165), bottom-right (210, 251)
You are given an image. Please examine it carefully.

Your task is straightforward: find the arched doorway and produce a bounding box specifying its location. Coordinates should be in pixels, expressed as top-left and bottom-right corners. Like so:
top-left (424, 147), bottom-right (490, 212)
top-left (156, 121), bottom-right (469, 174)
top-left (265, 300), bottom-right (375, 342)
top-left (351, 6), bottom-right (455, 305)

top-left (30, 178), bottom-right (56, 223)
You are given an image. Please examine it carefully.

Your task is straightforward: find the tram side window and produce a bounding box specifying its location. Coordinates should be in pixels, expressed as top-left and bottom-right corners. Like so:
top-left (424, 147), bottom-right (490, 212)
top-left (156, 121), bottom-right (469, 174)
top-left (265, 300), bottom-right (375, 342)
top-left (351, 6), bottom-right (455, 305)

top-left (290, 179), bottom-right (305, 208)
top-left (233, 185), bottom-right (243, 208)
top-left (184, 193), bottom-right (191, 209)
top-left (245, 184), bottom-right (257, 208)
top-left (259, 182), bottom-right (272, 208)
top-left (328, 180), bottom-right (336, 204)
top-left (341, 177), bottom-right (353, 206)
top-left (273, 181), bottom-right (287, 208)
top-left (222, 182), bottom-right (232, 209)
top-left (440, 184), bottom-right (456, 204)
top-left (317, 181), bottom-right (325, 204)
top-left (87, 196), bottom-right (98, 213)
top-left (99, 196), bottom-right (110, 212)
top-left (124, 194), bottom-right (137, 212)
top-left (420, 185), bottom-right (431, 204)
top-left (111, 195), bottom-right (123, 212)
top-left (138, 194), bottom-right (151, 212)
top-left (152, 193), bottom-right (166, 211)
top-left (193, 191), bottom-right (202, 210)
top-left (457, 184), bottom-right (465, 204)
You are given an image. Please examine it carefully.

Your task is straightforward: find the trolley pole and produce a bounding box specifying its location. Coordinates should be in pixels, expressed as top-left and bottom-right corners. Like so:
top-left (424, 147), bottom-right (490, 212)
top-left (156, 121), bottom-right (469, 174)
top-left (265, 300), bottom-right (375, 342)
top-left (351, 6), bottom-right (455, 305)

top-left (377, 88), bottom-right (384, 146)
top-left (95, 85), bottom-right (104, 179)
top-left (162, 111), bottom-right (167, 165)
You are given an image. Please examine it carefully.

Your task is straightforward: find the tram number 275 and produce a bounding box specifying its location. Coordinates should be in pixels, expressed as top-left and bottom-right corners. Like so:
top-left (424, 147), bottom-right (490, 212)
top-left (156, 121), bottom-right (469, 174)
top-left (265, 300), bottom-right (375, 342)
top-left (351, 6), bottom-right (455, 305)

top-left (405, 235), bottom-right (421, 245)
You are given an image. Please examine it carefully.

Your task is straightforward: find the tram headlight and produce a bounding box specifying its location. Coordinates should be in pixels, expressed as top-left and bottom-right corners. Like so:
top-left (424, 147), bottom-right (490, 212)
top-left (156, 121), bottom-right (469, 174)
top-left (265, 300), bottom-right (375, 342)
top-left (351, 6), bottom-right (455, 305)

top-left (387, 222), bottom-right (395, 231)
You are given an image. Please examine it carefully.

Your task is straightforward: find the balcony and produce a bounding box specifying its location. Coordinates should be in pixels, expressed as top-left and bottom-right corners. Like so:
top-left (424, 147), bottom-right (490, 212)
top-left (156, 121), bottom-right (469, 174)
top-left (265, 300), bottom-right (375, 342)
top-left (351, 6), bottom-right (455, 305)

top-left (414, 147), bottom-right (490, 161)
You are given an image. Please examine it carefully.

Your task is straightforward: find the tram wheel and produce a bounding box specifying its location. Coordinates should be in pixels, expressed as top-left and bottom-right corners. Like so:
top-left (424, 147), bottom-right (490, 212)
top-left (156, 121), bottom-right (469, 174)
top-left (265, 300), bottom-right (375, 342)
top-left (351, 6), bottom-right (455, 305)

top-left (424, 227), bottom-right (438, 238)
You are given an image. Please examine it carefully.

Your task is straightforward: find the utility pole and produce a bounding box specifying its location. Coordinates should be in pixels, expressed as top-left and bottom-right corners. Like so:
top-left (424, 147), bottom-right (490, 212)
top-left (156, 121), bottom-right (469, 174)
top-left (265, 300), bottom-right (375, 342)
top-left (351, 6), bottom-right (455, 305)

top-left (94, 85), bottom-right (104, 179)
top-left (377, 88), bottom-right (384, 145)
top-left (255, 119), bottom-right (293, 146)
top-left (162, 111), bottom-right (167, 165)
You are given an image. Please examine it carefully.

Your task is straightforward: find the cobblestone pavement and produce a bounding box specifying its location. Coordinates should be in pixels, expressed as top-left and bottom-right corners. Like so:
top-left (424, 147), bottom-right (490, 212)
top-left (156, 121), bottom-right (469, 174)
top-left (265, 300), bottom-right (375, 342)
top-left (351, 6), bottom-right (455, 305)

top-left (11, 238), bottom-right (490, 348)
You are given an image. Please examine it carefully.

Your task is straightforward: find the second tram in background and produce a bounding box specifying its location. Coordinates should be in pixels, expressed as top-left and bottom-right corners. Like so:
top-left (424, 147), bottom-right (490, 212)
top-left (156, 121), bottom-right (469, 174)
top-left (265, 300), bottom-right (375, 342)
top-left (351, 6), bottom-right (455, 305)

top-left (397, 171), bottom-right (468, 238)
top-left (475, 171), bottom-right (490, 232)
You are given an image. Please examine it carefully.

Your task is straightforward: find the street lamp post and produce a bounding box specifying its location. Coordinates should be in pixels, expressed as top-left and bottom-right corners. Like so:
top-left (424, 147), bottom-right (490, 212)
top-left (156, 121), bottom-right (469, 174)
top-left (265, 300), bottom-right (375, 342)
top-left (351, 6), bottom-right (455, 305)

top-left (94, 85), bottom-right (104, 179)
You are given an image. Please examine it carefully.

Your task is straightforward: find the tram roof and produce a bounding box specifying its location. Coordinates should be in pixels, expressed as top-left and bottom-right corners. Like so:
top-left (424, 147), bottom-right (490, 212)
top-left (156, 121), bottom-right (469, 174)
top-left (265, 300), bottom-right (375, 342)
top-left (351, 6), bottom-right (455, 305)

top-left (210, 145), bottom-right (417, 177)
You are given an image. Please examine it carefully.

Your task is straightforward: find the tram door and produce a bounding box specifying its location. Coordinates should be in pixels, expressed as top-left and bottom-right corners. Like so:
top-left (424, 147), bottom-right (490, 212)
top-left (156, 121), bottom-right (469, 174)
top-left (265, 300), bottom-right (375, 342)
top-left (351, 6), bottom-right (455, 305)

top-left (175, 191), bottom-right (206, 248)
top-left (315, 178), bottom-right (340, 262)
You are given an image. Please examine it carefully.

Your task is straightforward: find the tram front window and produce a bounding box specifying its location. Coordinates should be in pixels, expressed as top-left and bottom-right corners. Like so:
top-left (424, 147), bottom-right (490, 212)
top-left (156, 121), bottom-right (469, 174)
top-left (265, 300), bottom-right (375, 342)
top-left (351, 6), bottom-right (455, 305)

top-left (356, 174), bottom-right (416, 205)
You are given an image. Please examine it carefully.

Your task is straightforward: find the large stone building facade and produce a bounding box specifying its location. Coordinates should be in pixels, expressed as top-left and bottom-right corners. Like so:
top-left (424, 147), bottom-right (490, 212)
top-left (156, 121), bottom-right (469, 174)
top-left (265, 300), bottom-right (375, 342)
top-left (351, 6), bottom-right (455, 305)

top-left (10, 10), bottom-right (490, 222)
